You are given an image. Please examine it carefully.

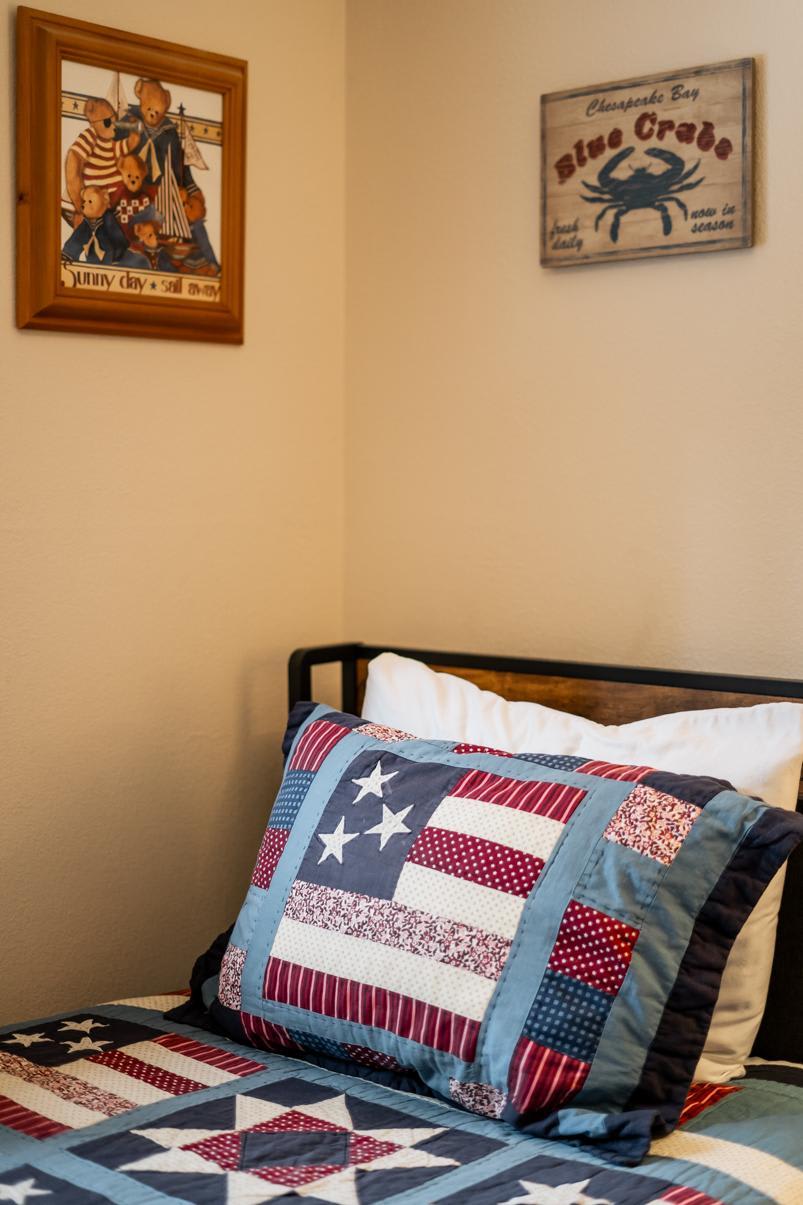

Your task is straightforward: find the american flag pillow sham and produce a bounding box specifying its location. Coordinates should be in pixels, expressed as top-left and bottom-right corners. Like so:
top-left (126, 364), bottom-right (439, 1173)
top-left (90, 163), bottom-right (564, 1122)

top-left (210, 703), bottom-right (803, 1164)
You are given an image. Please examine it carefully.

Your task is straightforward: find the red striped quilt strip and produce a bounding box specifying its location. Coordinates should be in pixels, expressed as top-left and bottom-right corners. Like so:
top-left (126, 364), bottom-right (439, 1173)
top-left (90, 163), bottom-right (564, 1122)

top-left (284, 880), bottom-right (511, 980)
top-left (288, 720), bottom-right (351, 773)
top-left (251, 827), bottom-right (291, 889)
top-left (241, 1013), bottom-right (305, 1054)
top-left (508, 1038), bottom-right (589, 1115)
top-left (264, 957), bottom-right (479, 1061)
top-left (0, 1094), bottom-right (69, 1138)
top-left (450, 769), bottom-right (586, 823)
top-left (406, 826), bottom-right (544, 898)
top-left (678, 1080), bottom-right (742, 1126)
top-left (576, 759), bottom-right (654, 783)
top-left (660, 1188), bottom-right (724, 1205)
top-left (152, 1032), bottom-right (266, 1077)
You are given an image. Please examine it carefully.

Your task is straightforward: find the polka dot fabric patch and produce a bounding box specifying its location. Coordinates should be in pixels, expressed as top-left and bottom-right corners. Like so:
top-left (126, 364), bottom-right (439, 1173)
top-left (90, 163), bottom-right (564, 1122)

top-left (548, 900), bottom-right (639, 994)
top-left (523, 970), bottom-right (613, 1064)
top-left (269, 770), bottom-right (315, 829)
top-left (406, 826), bottom-right (545, 898)
top-left (251, 827), bottom-right (290, 889)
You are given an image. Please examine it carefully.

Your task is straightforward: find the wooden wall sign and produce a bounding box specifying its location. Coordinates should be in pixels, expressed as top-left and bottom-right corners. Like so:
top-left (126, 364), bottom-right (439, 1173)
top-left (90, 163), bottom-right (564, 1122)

top-left (541, 59), bottom-right (753, 268)
top-left (16, 8), bottom-right (247, 342)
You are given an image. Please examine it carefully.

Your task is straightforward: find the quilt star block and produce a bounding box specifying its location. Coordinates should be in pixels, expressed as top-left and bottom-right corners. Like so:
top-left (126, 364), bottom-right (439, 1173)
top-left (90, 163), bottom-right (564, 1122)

top-left (77, 1076), bottom-right (502, 1204)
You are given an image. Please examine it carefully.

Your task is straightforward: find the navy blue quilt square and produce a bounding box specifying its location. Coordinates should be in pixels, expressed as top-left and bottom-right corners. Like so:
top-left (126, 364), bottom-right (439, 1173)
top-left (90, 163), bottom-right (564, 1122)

top-left (523, 969), bottom-right (613, 1064)
top-left (241, 1126), bottom-right (350, 1168)
top-left (287, 1030), bottom-right (349, 1060)
top-left (0, 1014), bottom-right (160, 1066)
top-left (295, 752), bottom-right (464, 898)
top-left (0, 1166), bottom-right (113, 1204)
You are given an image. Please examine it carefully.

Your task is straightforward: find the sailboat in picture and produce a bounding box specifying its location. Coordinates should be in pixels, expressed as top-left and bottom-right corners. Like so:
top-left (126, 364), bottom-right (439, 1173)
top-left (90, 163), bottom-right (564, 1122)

top-left (178, 105), bottom-right (209, 172)
top-left (105, 70), bottom-right (128, 119)
top-left (155, 145), bottom-right (192, 240)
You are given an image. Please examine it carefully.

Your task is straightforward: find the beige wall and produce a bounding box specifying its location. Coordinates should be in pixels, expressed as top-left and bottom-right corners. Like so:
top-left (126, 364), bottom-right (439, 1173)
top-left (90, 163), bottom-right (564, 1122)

top-left (345, 0), bottom-right (803, 678)
top-left (5, 0), bottom-right (803, 1027)
top-left (0, 0), bottom-right (345, 1023)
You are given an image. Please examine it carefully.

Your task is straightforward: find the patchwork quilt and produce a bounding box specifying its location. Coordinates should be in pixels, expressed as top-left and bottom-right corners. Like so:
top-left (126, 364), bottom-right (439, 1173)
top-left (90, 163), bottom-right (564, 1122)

top-left (1, 995), bottom-right (801, 1203)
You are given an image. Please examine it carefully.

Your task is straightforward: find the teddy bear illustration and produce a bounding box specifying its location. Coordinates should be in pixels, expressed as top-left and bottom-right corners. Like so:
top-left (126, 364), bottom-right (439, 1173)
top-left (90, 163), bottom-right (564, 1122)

top-left (125, 78), bottom-right (200, 196)
top-left (62, 185), bottom-right (129, 264)
top-left (179, 186), bottom-right (220, 274)
top-left (64, 98), bottom-right (139, 227)
top-left (120, 205), bottom-right (178, 272)
top-left (109, 152), bottom-right (157, 239)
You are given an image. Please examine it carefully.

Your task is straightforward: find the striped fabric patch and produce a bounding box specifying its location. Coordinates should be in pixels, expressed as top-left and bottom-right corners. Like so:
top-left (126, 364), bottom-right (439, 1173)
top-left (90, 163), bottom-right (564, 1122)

top-left (289, 719), bottom-right (351, 773)
top-left (264, 959), bottom-right (479, 1061)
top-left (678, 1081), bottom-right (743, 1126)
top-left (449, 768), bottom-right (586, 822)
top-left (508, 1038), bottom-right (589, 1115)
top-left (577, 759), bottom-right (654, 782)
top-left (0, 1094), bottom-right (68, 1138)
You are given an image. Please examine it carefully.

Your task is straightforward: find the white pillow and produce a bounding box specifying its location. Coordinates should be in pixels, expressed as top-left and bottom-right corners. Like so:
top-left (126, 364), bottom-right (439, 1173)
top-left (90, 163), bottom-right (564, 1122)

top-left (362, 652), bottom-right (803, 1084)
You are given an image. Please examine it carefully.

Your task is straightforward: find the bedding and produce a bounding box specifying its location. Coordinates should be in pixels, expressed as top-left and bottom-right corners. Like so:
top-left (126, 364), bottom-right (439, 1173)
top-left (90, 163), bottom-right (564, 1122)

top-left (200, 704), bottom-right (803, 1164)
top-left (1, 995), bottom-right (802, 1203)
top-left (362, 652), bottom-right (803, 1084)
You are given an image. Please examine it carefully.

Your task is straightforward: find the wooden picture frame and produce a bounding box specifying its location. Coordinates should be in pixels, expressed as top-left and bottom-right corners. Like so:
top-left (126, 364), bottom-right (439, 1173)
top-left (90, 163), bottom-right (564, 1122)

top-left (541, 59), bottom-right (753, 268)
top-left (16, 7), bottom-right (247, 343)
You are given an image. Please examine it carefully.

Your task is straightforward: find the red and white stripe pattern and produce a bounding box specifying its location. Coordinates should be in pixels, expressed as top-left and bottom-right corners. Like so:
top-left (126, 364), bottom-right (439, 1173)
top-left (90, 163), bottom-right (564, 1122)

top-left (0, 1031), bottom-right (265, 1138)
top-left (0, 1094), bottom-right (68, 1138)
top-left (678, 1081), bottom-right (742, 1126)
top-left (659, 1187), bottom-right (724, 1204)
top-left (449, 768), bottom-right (586, 823)
top-left (288, 720), bottom-right (351, 773)
top-left (263, 959), bottom-right (479, 1061)
top-left (394, 767), bottom-right (586, 949)
top-left (241, 1013), bottom-right (305, 1054)
top-left (70, 129), bottom-right (124, 193)
top-left (576, 759), bottom-right (654, 783)
top-left (507, 1038), bottom-right (589, 1116)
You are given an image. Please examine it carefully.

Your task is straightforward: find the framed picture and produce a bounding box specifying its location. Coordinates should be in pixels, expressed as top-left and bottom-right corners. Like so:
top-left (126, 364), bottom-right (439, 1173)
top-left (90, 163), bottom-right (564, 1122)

top-left (541, 59), bottom-right (753, 268)
top-left (16, 7), bottom-right (247, 343)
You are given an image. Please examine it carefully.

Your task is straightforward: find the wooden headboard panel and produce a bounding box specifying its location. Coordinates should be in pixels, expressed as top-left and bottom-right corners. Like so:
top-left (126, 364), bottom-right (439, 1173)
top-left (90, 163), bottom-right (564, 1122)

top-left (289, 642), bottom-right (803, 1061)
top-left (292, 643), bottom-right (803, 805)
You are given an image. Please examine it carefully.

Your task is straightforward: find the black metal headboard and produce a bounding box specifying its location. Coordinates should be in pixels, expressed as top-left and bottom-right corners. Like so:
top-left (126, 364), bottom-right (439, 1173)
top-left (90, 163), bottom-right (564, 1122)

top-left (289, 642), bottom-right (803, 1064)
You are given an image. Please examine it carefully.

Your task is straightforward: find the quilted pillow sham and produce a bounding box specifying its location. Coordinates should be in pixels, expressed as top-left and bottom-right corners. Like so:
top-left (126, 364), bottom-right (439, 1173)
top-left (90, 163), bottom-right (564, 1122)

top-left (210, 704), bottom-right (803, 1164)
top-left (362, 651), bottom-right (803, 1084)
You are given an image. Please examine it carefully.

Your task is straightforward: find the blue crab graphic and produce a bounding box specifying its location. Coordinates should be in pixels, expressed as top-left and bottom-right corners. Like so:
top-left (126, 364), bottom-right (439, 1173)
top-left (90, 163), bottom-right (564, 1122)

top-left (581, 146), bottom-right (704, 243)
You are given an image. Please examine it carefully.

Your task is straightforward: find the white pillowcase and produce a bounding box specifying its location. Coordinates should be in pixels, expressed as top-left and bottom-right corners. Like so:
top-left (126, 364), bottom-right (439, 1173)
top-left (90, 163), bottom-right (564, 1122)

top-left (362, 652), bottom-right (803, 1083)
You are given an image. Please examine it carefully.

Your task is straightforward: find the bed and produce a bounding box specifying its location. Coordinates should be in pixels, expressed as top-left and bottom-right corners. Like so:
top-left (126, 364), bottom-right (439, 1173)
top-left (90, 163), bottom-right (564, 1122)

top-left (2, 643), bottom-right (802, 1204)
